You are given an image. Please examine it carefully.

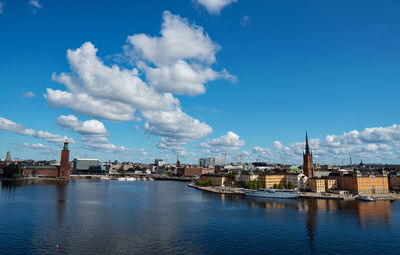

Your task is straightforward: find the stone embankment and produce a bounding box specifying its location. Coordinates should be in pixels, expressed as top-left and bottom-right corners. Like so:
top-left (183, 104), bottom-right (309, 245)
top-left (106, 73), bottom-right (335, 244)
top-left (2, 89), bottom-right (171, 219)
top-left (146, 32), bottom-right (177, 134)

top-left (188, 183), bottom-right (244, 194)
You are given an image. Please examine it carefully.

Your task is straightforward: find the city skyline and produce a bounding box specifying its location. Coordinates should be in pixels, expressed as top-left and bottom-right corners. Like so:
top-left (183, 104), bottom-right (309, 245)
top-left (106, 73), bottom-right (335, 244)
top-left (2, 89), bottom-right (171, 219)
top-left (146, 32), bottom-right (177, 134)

top-left (1, 0), bottom-right (400, 164)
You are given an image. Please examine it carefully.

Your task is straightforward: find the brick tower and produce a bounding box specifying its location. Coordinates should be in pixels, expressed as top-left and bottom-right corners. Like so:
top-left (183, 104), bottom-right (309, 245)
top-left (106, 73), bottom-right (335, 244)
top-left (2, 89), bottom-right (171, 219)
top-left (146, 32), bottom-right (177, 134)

top-left (303, 132), bottom-right (314, 178)
top-left (59, 139), bottom-right (70, 178)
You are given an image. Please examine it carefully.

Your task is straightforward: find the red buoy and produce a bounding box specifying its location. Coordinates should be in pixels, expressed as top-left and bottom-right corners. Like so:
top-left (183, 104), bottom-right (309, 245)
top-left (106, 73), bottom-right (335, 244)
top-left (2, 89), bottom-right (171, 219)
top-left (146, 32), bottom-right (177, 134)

top-left (56, 245), bottom-right (59, 249)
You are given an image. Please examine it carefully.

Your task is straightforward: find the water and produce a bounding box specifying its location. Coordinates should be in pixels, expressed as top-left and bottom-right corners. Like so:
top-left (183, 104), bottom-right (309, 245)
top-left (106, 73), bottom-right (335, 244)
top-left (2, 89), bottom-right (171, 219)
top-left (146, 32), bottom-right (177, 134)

top-left (1, 179), bottom-right (399, 255)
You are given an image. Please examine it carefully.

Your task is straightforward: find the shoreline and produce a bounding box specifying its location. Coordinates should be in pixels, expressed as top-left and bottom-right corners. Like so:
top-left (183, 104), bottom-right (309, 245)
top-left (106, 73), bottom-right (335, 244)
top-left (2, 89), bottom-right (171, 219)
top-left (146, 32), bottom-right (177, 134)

top-left (187, 183), bottom-right (400, 201)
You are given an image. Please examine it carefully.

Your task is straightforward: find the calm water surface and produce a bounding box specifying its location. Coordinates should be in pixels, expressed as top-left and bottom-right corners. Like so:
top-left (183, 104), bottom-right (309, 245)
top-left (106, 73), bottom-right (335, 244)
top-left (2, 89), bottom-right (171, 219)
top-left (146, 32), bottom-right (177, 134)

top-left (1, 179), bottom-right (399, 255)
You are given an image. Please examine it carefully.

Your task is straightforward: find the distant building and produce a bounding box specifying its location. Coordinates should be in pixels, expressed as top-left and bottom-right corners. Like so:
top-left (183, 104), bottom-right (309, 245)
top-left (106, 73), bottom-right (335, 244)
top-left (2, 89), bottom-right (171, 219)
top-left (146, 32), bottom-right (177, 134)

top-left (21, 141), bottom-right (70, 178)
top-left (176, 167), bottom-right (214, 177)
top-left (73, 158), bottom-right (100, 173)
top-left (285, 173), bottom-right (308, 190)
top-left (201, 173), bottom-right (229, 186)
top-left (235, 172), bottom-right (259, 183)
top-left (199, 158), bottom-right (222, 167)
top-left (303, 132), bottom-right (314, 178)
top-left (59, 140), bottom-right (70, 178)
top-left (330, 170), bottom-right (389, 195)
top-left (308, 178), bottom-right (337, 193)
top-left (389, 174), bottom-right (400, 189)
top-left (6, 151), bottom-right (12, 163)
top-left (154, 159), bottom-right (165, 167)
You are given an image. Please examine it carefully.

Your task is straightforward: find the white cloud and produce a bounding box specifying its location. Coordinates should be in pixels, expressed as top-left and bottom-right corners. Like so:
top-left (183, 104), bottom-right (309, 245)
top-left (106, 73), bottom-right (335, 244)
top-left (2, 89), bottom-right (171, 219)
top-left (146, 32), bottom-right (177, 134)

top-left (127, 11), bottom-right (219, 66)
top-left (137, 148), bottom-right (148, 156)
top-left (57, 114), bottom-right (130, 154)
top-left (126, 11), bottom-right (235, 96)
top-left (22, 91), bottom-right (36, 98)
top-left (29, 0), bottom-right (42, 13)
top-left (252, 124), bottom-right (400, 164)
top-left (0, 116), bottom-right (73, 144)
top-left (196, 0), bottom-right (237, 15)
top-left (201, 131), bottom-right (245, 153)
top-left (272, 140), bottom-right (283, 150)
top-left (46, 11), bottom-right (234, 152)
top-left (0, 1), bottom-right (4, 14)
top-left (11, 143), bottom-right (58, 154)
top-left (57, 115), bottom-right (107, 135)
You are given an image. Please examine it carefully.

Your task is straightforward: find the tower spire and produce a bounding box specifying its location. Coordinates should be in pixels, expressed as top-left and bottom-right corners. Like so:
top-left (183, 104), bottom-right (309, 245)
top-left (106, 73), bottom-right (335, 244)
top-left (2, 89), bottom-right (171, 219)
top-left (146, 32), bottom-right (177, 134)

top-left (305, 131), bottom-right (310, 155)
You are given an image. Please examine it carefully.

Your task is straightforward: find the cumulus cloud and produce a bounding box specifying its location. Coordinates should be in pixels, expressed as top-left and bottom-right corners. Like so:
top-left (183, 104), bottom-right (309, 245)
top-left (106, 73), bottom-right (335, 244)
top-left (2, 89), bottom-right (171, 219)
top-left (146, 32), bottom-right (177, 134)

top-left (57, 115), bottom-right (130, 154)
top-left (11, 143), bottom-right (58, 154)
top-left (29, 0), bottom-right (42, 13)
top-left (57, 115), bottom-right (107, 135)
top-left (22, 91), bottom-right (36, 98)
top-left (46, 11), bottom-right (233, 152)
top-left (136, 148), bottom-right (148, 156)
top-left (201, 131), bottom-right (245, 153)
top-left (272, 141), bottom-right (283, 150)
top-left (195, 0), bottom-right (237, 15)
top-left (126, 11), bottom-right (236, 96)
top-left (252, 124), bottom-right (400, 164)
top-left (0, 117), bottom-right (73, 144)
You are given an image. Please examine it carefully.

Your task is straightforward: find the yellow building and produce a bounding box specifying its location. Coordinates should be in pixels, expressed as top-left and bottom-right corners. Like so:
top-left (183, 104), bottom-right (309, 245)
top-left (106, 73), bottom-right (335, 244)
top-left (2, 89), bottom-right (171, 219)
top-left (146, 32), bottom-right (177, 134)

top-left (325, 179), bottom-right (337, 190)
top-left (200, 174), bottom-right (227, 186)
top-left (308, 178), bottom-right (326, 193)
top-left (308, 178), bottom-right (337, 193)
top-left (342, 171), bottom-right (389, 195)
top-left (258, 174), bottom-right (286, 188)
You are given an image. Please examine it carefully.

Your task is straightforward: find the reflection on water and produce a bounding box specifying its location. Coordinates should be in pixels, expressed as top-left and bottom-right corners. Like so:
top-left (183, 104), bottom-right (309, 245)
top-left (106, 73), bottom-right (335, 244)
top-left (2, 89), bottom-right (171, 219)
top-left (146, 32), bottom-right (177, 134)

top-left (0, 179), bottom-right (397, 255)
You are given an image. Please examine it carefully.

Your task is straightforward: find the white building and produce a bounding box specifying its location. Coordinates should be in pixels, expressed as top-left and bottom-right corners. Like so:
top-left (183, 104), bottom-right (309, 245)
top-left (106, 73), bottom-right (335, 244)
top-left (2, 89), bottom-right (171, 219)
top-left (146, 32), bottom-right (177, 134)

top-left (285, 173), bottom-right (308, 190)
top-left (154, 159), bottom-right (165, 167)
top-left (235, 172), bottom-right (259, 183)
top-left (199, 158), bottom-right (223, 167)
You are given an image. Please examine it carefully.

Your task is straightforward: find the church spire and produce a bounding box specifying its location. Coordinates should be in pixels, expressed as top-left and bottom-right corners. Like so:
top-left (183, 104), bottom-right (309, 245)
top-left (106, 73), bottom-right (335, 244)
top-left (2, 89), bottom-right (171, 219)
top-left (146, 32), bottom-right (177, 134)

top-left (305, 131), bottom-right (310, 155)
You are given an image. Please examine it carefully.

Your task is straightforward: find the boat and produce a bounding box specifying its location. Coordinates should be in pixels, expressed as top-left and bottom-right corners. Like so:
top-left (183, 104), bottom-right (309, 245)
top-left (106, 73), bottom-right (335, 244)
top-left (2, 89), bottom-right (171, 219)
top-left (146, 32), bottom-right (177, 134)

top-left (356, 195), bottom-right (374, 202)
top-left (244, 189), bottom-right (300, 199)
top-left (118, 177), bottom-right (136, 181)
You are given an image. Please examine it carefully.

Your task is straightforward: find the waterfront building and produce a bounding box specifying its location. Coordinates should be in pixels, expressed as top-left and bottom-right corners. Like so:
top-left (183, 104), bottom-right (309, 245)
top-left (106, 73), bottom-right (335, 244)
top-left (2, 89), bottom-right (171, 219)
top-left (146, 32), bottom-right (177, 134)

top-left (21, 165), bottom-right (58, 178)
top-left (176, 167), bottom-right (214, 177)
top-left (199, 158), bottom-right (223, 167)
top-left (258, 173), bottom-right (286, 188)
top-left (235, 172), bottom-right (259, 183)
top-left (389, 174), bottom-right (400, 189)
top-left (303, 132), bottom-right (314, 178)
top-left (343, 171), bottom-right (389, 195)
top-left (285, 172), bottom-right (308, 190)
top-left (308, 178), bottom-right (326, 193)
top-left (308, 177), bottom-right (337, 193)
top-left (201, 173), bottom-right (228, 186)
top-left (73, 158), bottom-right (100, 173)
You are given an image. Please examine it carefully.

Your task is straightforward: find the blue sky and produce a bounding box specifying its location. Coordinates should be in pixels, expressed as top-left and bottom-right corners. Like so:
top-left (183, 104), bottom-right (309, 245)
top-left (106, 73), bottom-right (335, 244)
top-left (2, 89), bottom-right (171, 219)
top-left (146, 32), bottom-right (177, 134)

top-left (1, 0), bottom-right (399, 164)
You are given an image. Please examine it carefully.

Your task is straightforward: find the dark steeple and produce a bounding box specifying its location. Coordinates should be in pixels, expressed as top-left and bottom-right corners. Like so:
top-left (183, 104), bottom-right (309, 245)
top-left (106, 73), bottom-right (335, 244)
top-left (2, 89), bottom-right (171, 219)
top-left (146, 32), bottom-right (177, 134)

top-left (305, 131), bottom-right (310, 155)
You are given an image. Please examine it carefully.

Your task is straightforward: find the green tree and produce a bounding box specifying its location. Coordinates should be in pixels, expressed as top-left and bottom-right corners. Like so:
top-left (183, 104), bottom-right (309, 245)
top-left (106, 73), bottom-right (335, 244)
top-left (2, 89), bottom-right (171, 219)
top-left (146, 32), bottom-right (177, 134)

top-left (3, 164), bottom-right (21, 179)
top-left (287, 182), bottom-right (295, 190)
top-left (278, 183), bottom-right (285, 189)
top-left (244, 179), bottom-right (261, 190)
top-left (273, 183), bottom-right (278, 189)
top-left (227, 171), bottom-right (236, 179)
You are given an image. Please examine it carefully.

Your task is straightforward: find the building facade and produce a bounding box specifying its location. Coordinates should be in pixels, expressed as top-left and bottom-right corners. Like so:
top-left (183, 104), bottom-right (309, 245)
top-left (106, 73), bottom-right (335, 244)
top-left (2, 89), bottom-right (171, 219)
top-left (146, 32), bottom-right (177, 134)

top-left (258, 173), bottom-right (286, 188)
top-left (199, 158), bottom-right (223, 167)
top-left (342, 171), bottom-right (389, 195)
